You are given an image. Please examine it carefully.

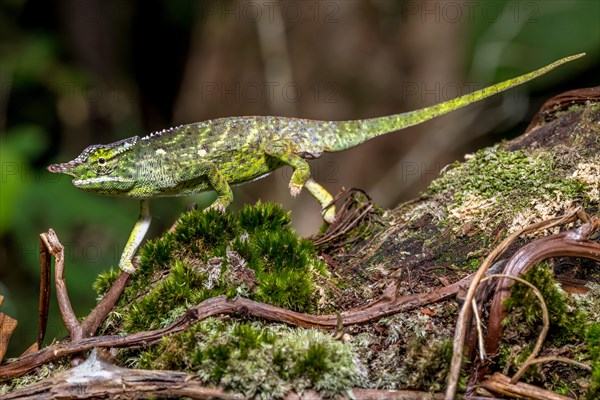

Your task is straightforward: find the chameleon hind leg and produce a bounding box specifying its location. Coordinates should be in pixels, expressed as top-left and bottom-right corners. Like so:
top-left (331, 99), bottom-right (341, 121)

top-left (263, 141), bottom-right (311, 197)
top-left (263, 142), bottom-right (336, 223)
top-left (119, 199), bottom-right (151, 274)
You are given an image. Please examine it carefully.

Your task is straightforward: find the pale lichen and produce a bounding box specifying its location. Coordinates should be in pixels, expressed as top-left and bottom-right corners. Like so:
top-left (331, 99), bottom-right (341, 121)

top-left (429, 146), bottom-right (591, 236)
top-left (572, 160), bottom-right (600, 202)
top-left (136, 319), bottom-right (366, 398)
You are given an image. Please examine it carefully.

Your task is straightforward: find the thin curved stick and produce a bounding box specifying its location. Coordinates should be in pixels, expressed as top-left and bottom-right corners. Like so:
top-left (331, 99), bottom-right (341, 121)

top-left (481, 372), bottom-right (575, 400)
top-left (37, 236), bottom-right (51, 350)
top-left (40, 231), bottom-right (82, 340)
top-left (480, 274), bottom-right (549, 383)
top-left (471, 299), bottom-right (485, 361)
top-left (521, 356), bottom-right (591, 371)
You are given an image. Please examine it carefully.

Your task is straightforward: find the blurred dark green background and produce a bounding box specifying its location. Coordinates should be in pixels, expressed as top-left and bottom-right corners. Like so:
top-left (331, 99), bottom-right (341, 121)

top-left (0, 0), bottom-right (598, 357)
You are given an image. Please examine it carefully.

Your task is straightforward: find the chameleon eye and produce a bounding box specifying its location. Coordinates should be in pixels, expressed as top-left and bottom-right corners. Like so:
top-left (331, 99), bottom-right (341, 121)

top-left (98, 157), bottom-right (106, 165)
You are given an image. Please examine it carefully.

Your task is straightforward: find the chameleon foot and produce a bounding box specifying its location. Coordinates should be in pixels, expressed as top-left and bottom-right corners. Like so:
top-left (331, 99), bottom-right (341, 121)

top-left (289, 183), bottom-right (303, 197)
top-left (119, 259), bottom-right (137, 274)
top-left (208, 202), bottom-right (227, 213)
top-left (322, 207), bottom-right (336, 224)
top-left (208, 196), bottom-right (231, 213)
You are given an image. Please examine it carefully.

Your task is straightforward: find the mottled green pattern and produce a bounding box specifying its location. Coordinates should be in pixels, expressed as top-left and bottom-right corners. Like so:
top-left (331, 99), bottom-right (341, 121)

top-left (46, 53), bottom-right (583, 272)
top-left (48, 54), bottom-right (582, 202)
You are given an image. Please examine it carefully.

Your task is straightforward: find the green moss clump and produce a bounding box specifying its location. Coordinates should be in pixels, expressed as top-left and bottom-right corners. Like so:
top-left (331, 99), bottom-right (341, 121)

top-left (90, 203), bottom-right (360, 397)
top-left (587, 324), bottom-right (600, 400)
top-left (175, 208), bottom-right (238, 252)
top-left (402, 338), bottom-right (455, 392)
top-left (93, 202), bottom-right (328, 334)
top-left (588, 324), bottom-right (600, 361)
top-left (92, 267), bottom-right (120, 298)
top-left (137, 319), bottom-right (365, 398)
top-left (238, 201), bottom-right (291, 232)
top-left (503, 262), bottom-right (586, 344)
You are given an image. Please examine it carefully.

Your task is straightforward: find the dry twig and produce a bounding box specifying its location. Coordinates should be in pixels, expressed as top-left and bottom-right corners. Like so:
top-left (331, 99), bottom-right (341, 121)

top-left (0, 297), bottom-right (18, 363)
top-left (36, 237), bottom-right (51, 350)
top-left (480, 372), bottom-right (574, 400)
top-left (38, 229), bottom-right (131, 343)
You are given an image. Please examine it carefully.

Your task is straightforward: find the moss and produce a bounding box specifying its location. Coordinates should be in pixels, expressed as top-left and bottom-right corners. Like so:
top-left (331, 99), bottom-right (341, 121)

top-left (588, 324), bottom-right (600, 361)
top-left (255, 268), bottom-right (316, 312)
top-left (462, 256), bottom-right (483, 272)
top-left (89, 203), bottom-right (361, 398)
top-left (589, 364), bottom-right (600, 400)
top-left (94, 202), bottom-right (328, 334)
top-left (92, 267), bottom-right (120, 297)
top-left (238, 200), bottom-right (291, 232)
top-left (294, 342), bottom-right (330, 381)
top-left (137, 319), bottom-right (365, 398)
top-left (362, 309), bottom-right (463, 391)
top-left (503, 262), bottom-right (586, 345)
top-left (175, 208), bottom-right (237, 251)
top-left (420, 340), bottom-right (460, 391)
top-left (428, 229), bottom-right (491, 271)
top-left (122, 259), bottom-right (216, 331)
top-left (498, 344), bottom-right (539, 381)
top-left (579, 283), bottom-right (600, 323)
top-left (0, 362), bottom-right (68, 394)
top-left (587, 324), bottom-right (600, 400)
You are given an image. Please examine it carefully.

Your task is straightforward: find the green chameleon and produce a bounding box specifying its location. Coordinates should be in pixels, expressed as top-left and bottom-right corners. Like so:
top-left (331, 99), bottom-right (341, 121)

top-left (48, 54), bottom-right (584, 274)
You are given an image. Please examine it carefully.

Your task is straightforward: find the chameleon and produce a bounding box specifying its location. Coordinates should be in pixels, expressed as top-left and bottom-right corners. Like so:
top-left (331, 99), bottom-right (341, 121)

top-left (47, 53), bottom-right (584, 274)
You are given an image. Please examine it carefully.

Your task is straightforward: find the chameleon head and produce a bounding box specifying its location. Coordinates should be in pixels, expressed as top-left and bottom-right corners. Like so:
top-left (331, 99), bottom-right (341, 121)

top-left (47, 136), bottom-right (140, 196)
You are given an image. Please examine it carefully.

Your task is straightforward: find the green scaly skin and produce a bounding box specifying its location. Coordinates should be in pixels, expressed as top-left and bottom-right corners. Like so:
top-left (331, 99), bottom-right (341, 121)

top-left (47, 54), bottom-right (584, 273)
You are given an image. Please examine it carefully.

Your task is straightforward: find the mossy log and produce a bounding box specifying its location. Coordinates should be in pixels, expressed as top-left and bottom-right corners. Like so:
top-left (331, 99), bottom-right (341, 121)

top-left (1, 89), bottom-right (599, 399)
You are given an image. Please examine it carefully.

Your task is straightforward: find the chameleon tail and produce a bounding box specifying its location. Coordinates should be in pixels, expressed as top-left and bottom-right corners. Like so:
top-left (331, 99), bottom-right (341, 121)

top-left (325, 53), bottom-right (584, 152)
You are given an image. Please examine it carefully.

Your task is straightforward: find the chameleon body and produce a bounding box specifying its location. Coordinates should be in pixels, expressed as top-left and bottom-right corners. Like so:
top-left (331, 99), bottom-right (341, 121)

top-left (47, 54), bottom-right (584, 273)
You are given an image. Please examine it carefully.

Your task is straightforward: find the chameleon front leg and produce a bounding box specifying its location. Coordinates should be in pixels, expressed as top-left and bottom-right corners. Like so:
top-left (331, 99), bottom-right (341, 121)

top-left (264, 141), bottom-right (336, 223)
top-left (205, 163), bottom-right (233, 211)
top-left (119, 199), bottom-right (151, 274)
top-left (166, 162), bottom-right (233, 234)
top-left (173, 160), bottom-right (233, 212)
